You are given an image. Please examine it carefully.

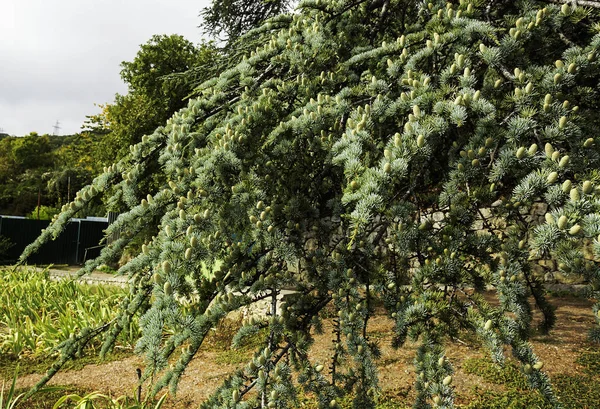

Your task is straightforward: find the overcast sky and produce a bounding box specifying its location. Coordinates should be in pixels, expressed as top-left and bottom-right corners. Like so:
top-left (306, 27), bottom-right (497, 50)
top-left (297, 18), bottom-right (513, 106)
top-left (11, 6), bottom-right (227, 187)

top-left (0, 0), bottom-right (212, 136)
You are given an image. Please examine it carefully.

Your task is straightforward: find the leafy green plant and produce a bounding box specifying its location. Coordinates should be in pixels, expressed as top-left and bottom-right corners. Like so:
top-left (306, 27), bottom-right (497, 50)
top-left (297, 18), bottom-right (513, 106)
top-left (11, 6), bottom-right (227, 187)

top-left (0, 268), bottom-right (138, 358)
top-left (52, 391), bottom-right (167, 409)
top-left (0, 368), bottom-right (23, 409)
top-left (26, 205), bottom-right (60, 221)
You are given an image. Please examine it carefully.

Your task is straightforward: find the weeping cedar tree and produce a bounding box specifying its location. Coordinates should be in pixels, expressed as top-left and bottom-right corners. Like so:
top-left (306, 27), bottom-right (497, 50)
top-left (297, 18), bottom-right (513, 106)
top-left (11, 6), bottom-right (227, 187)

top-left (20, 0), bottom-right (600, 407)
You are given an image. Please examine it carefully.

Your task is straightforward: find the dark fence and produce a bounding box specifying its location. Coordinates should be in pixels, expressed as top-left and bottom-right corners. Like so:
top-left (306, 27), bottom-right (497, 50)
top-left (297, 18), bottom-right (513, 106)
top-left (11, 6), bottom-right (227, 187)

top-left (0, 216), bottom-right (108, 265)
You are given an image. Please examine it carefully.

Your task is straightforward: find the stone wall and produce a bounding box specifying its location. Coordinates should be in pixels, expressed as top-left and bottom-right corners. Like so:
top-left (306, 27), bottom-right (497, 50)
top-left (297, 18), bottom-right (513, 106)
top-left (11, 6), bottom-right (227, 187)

top-left (421, 202), bottom-right (594, 284)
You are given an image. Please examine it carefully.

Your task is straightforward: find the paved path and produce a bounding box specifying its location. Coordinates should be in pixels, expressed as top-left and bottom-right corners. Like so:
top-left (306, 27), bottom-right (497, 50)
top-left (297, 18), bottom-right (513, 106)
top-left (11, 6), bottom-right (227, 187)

top-left (26, 266), bottom-right (129, 287)
top-left (16, 265), bottom-right (591, 297)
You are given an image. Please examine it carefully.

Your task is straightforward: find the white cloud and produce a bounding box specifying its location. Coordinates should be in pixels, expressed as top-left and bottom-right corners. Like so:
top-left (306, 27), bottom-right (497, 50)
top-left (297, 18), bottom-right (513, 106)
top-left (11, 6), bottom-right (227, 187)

top-left (0, 0), bottom-right (211, 135)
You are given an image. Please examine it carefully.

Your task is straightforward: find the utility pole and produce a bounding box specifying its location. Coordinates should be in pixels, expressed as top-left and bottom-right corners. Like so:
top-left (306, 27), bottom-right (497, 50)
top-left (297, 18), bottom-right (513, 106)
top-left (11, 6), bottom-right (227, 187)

top-left (52, 120), bottom-right (61, 136)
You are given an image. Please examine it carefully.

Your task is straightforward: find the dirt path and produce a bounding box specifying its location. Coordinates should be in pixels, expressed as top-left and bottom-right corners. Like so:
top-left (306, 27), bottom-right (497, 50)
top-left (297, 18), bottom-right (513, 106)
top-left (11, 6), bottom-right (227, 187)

top-left (15, 351), bottom-right (241, 406)
top-left (14, 294), bottom-right (597, 407)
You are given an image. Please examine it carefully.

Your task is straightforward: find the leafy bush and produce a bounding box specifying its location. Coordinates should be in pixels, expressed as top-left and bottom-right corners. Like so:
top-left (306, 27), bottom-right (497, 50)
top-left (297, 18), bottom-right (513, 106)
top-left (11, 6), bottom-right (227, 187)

top-left (52, 391), bottom-right (167, 409)
top-left (26, 205), bottom-right (59, 221)
top-left (0, 268), bottom-right (138, 358)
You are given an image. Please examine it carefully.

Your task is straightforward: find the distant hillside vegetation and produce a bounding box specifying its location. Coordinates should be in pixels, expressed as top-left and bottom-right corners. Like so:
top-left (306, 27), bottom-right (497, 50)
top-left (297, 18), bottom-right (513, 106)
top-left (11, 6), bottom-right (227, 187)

top-left (0, 132), bottom-right (102, 217)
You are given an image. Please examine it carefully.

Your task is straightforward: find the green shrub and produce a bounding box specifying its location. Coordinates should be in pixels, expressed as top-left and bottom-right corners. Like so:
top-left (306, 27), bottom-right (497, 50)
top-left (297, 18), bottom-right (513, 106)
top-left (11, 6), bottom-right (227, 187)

top-left (26, 205), bottom-right (59, 221)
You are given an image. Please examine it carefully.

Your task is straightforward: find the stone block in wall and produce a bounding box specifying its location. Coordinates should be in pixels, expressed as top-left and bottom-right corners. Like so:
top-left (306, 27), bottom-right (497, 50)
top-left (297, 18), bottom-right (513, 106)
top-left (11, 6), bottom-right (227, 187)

top-left (433, 212), bottom-right (445, 222)
top-left (479, 208), bottom-right (492, 219)
top-left (583, 240), bottom-right (595, 260)
top-left (532, 263), bottom-right (545, 277)
top-left (538, 259), bottom-right (556, 270)
top-left (472, 219), bottom-right (484, 230)
top-left (532, 202), bottom-right (548, 216)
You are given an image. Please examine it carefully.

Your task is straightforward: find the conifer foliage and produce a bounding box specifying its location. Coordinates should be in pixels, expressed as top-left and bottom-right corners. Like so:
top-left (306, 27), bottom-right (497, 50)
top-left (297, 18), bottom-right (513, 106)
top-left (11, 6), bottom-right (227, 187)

top-left (21, 1), bottom-right (600, 408)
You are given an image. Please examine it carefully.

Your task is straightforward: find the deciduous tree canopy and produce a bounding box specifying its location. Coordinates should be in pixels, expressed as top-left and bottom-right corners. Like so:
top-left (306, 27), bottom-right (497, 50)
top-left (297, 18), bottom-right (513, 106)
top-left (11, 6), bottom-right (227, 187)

top-left (85, 34), bottom-right (219, 164)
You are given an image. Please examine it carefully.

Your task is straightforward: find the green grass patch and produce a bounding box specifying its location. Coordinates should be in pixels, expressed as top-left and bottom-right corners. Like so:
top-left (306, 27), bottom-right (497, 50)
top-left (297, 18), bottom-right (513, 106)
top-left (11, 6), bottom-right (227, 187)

top-left (203, 319), bottom-right (266, 352)
top-left (297, 391), bottom-right (410, 409)
top-left (462, 357), bottom-right (528, 389)
top-left (546, 289), bottom-right (587, 299)
top-left (204, 318), bottom-right (269, 366)
top-left (0, 349), bottom-right (133, 379)
top-left (462, 374), bottom-right (600, 409)
top-left (575, 350), bottom-right (600, 376)
top-left (461, 354), bottom-right (600, 409)
top-left (297, 393), bottom-right (352, 409)
top-left (553, 373), bottom-right (600, 409)
top-left (375, 389), bottom-right (411, 409)
top-left (96, 264), bottom-right (119, 275)
top-left (214, 349), bottom-right (254, 365)
top-left (461, 388), bottom-right (550, 409)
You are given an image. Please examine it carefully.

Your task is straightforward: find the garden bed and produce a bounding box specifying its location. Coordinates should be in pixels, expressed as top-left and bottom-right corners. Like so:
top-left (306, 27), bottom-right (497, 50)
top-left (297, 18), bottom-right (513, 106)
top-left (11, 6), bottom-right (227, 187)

top-left (4, 291), bottom-right (598, 408)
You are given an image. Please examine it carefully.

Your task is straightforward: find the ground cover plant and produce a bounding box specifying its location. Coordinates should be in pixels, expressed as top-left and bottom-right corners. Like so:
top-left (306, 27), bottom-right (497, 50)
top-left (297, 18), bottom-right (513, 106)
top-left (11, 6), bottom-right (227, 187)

top-left (18, 0), bottom-right (600, 408)
top-left (0, 268), bottom-right (139, 360)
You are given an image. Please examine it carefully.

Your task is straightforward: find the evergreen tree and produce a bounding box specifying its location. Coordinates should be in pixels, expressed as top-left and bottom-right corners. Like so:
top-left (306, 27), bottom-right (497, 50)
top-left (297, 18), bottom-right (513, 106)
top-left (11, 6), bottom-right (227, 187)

top-left (21, 1), bottom-right (600, 408)
top-left (201, 0), bottom-right (293, 44)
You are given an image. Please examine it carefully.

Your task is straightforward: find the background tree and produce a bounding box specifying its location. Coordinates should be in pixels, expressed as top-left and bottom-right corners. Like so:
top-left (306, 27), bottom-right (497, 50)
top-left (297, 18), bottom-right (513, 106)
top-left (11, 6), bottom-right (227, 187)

top-left (0, 132), bottom-right (102, 217)
top-left (86, 34), bottom-right (219, 164)
top-left (47, 132), bottom-right (102, 206)
top-left (22, 1), bottom-right (600, 408)
top-left (0, 133), bottom-right (54, 215)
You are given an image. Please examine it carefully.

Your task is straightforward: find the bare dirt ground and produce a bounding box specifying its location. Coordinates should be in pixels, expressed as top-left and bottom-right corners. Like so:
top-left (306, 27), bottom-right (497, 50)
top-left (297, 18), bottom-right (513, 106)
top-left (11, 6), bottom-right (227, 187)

top-left (13, 293), bottom-right (597, 407)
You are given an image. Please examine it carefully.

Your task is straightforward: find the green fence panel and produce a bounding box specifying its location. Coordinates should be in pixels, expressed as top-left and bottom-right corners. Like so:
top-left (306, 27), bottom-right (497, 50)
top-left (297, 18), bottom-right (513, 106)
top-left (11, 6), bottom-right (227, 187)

top-left (0, 216), bottom-right (108, 265)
